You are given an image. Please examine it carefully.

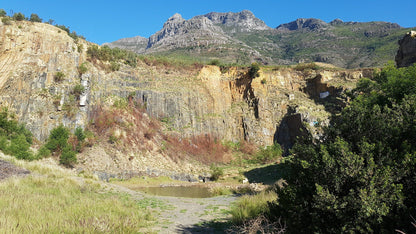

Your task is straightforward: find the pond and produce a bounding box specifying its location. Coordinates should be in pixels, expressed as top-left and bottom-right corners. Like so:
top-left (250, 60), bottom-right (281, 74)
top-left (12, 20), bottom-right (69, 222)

top-left (135, 186), bottom-right (213, 198)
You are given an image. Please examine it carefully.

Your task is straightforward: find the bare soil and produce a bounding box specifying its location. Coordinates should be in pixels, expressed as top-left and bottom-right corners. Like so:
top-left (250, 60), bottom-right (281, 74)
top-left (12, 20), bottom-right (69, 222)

top-left (0, 159), bottom-right (30, 180)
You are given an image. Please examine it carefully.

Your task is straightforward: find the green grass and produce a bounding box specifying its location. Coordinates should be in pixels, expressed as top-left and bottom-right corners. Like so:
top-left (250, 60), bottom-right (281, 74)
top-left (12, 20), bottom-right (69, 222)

top-left (229, 190), bottom-right (277, 224)
top-left (0, 154), bottom-right (156, 233)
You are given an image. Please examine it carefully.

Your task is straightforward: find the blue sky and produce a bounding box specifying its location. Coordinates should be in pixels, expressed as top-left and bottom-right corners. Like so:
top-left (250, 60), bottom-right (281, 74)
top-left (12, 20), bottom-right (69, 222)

top-left (1, 0), bottom-right (415, 44)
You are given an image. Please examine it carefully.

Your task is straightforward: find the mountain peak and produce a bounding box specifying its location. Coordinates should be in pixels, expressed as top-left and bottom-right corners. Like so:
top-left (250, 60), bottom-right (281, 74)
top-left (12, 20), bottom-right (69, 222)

top-left (204, 10), bottom-right (270, 31)
top-left (277, 18), bottom-right (329, 31)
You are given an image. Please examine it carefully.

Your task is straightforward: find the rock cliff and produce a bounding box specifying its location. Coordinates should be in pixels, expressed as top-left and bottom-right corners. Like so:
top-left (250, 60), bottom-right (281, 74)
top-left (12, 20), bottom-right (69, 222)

top-left (396, 31), bottom-right (416, 67)
top-left (0, 20), bottom-right (373, 176)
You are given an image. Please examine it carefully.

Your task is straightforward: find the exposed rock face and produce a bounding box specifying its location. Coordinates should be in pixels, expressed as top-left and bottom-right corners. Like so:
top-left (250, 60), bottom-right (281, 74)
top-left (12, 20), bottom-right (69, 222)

top-left (396, 31), bottom-right (416, 67)
top-left (276, 18), bottom-right (329, 31)
top-left (147, 13), bottom-right (230, 51)
top-left (0, 20), bottom-right (375, 177)
top-left (103, 35), bottom-right (147, 53)
top-left (204, 10), bottom-right (271, 31)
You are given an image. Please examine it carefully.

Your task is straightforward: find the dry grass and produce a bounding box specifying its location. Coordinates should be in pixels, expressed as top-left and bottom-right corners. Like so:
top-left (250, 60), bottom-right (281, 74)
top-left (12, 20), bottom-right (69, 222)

top-left (0, 154), bottom-right (156, 233)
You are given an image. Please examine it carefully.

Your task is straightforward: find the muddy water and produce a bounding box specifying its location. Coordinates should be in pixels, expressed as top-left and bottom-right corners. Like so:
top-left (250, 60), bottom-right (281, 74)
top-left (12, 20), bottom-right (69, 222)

top-left (135, 186), bottom-right (213, 198)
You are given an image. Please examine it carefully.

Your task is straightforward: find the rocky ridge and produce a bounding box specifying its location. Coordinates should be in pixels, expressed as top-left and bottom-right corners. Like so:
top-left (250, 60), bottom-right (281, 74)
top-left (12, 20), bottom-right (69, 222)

top-left (107, 10), bottom-right (413, 68)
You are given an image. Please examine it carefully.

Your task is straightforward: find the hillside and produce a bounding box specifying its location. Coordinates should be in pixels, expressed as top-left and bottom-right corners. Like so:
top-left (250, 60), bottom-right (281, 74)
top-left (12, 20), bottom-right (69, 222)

top-left (107, 10), bottom-right (413, 68)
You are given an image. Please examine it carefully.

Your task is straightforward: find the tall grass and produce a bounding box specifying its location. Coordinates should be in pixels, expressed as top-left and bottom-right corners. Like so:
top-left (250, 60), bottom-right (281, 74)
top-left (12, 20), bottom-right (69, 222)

top-left (230, 190), bottom-right (277, 224)
top-left (0, 155), bottom-right (155, 233)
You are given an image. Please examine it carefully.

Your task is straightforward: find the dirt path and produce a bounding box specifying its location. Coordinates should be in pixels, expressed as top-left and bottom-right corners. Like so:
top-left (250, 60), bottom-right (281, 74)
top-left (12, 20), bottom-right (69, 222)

top-left (104, 183), bottom-right (237, 233)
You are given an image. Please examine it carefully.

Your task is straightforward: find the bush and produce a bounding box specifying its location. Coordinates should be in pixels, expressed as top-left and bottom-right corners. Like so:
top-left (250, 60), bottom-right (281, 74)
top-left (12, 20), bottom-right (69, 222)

top-left (45, 125), bottom-right (69, 153)
top-left (54, 71), bottom-right (65, 82)
top-left (1, 17), bottom-right (12, 25)
top-left (210, 164), bottom-right (224, 181)
top-left (36, 146), bottom-right (51, 159)
top-left (248, 63), bottom-right (260, 78)
top-left (7, 134), bottom-right (33, 160)
top-left (270, 64), bottom-right (416, 233)
top-left (12, 12), bottom-right (25, 21)
top-left (209, 59), bottom-right (221, 66)
top-left (59, 145), bottom-right (77, 167)
top-left (78, 63), bottom-right (87, 75)
top-left (72, 84), bottom-right (85, 97)
top-left (0, 9), bottom-right (6, 17)
top-left (29, 13), bottom-right (42, 23)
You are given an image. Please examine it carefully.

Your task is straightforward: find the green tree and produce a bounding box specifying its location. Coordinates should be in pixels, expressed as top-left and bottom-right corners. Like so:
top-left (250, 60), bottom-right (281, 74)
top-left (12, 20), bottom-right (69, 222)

top-left (270, 64), bottom-right (416, 233)
top-left (0, 9), bottom-right (6, 17)
top-left (12, 12), bottom-right (25, 21)
top-left (60, 145), bottom-right (77, 166)
top-left (7, 134), bottom-right (33, 160)
top-left (248, 63), bottom-right (260, 78)
top-left (29, 13), bottom-right (42, 23)
top-left (45, 125), bottom-right (69, 153)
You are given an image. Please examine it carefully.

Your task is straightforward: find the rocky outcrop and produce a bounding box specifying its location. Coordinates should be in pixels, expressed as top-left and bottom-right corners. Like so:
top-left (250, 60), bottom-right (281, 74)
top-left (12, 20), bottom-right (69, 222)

top-left (276, 18), bottom-right (329, 31)
top-left (147, 13), bottom-right (231, 51)
top-left (396, 31), bottom-right (416, 67)
top-left (103, 35), bottom-right (147, 53)
top-left (204, 10), bottom-right (271, 32)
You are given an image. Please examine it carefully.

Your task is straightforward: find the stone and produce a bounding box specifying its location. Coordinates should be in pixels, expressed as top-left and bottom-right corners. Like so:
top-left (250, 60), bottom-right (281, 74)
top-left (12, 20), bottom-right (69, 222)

top-left (396, 31), bottom-right (416, 67)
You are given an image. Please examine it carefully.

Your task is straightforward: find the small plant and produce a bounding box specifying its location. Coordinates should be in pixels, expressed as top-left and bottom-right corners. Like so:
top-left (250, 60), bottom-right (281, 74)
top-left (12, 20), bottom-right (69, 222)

top-left (209, 59), bottom-right (221, 66)
top-left (54, 71), bottom-right (65, 82)
top-left (261, 78), bottom-right (267, 84)
top-left (78, 63), bottom-right (87, 75)
top-left (72, 84), bottom-right (85, 97)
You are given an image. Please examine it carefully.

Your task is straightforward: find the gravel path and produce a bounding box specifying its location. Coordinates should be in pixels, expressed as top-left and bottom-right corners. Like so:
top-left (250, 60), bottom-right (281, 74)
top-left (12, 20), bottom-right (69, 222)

top-left (105, 183), bottom-right (237, 233)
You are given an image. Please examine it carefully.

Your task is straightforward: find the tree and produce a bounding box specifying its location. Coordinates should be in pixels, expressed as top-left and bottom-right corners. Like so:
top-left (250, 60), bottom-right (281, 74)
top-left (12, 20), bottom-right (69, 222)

top-left (12, 12), bottom-right (25, 21)
top-left (0, 9), bottom-right (6, 17)
top-left (270, 64), bottom-right (416, 233)
top-left (45, 125), bottom-right (69, 153)
top-left (29, 13), bottom-right (42, 23)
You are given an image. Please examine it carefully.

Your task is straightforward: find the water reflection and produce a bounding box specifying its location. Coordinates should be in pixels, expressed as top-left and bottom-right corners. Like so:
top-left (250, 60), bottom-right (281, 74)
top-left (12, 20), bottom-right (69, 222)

top-left (135, 186), bottom-right (213, 198)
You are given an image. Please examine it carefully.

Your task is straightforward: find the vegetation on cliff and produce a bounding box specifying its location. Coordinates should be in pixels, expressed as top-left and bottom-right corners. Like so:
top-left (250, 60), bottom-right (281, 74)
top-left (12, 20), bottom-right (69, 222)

top-left (267, 63), bottom-right (416, 233)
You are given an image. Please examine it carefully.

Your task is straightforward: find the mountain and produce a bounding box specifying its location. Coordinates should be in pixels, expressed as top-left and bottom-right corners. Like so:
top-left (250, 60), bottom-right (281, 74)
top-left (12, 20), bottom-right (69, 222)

top-left (106, 10), bottom-right (414, 68)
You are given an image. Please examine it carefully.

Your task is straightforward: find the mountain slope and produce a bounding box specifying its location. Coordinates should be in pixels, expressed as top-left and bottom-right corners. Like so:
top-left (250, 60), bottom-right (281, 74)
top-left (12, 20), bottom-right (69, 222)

top-left (107, 10), bottom-right (414, 68)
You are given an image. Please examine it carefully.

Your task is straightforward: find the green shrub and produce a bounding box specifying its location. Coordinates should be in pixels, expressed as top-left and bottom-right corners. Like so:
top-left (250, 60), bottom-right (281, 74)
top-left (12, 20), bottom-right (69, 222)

top-left (29, 13), bottom-right (42, 23)
top-left (72, 84), bottom-right (85, 97)
top-left (1, 17), bottom-right (11, 25)
top-left (248, 63), bottom-right (260, 78)
top-left (209, 59), bottom-right (221, 66)
top-left (12, 12), bottom-right (25, 21)
top-left (36, 146), bottom-right (51, 159)
top-left (7, 134), bottom-right (33, 160)
top-left (59, 145), bottom-right (77, 167)
top-left (0, 9), bottom-right (6, 17)
top-left (45, 125), bottom-right (69, 153)
top-left (54, 71), bottom-right (65, 82)
top-left (78, 63), bottom-right (87, 75)
top-left (110, 61), bottom-right (120, 71)
top-left (210, 164), bottom-right (224, 181)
